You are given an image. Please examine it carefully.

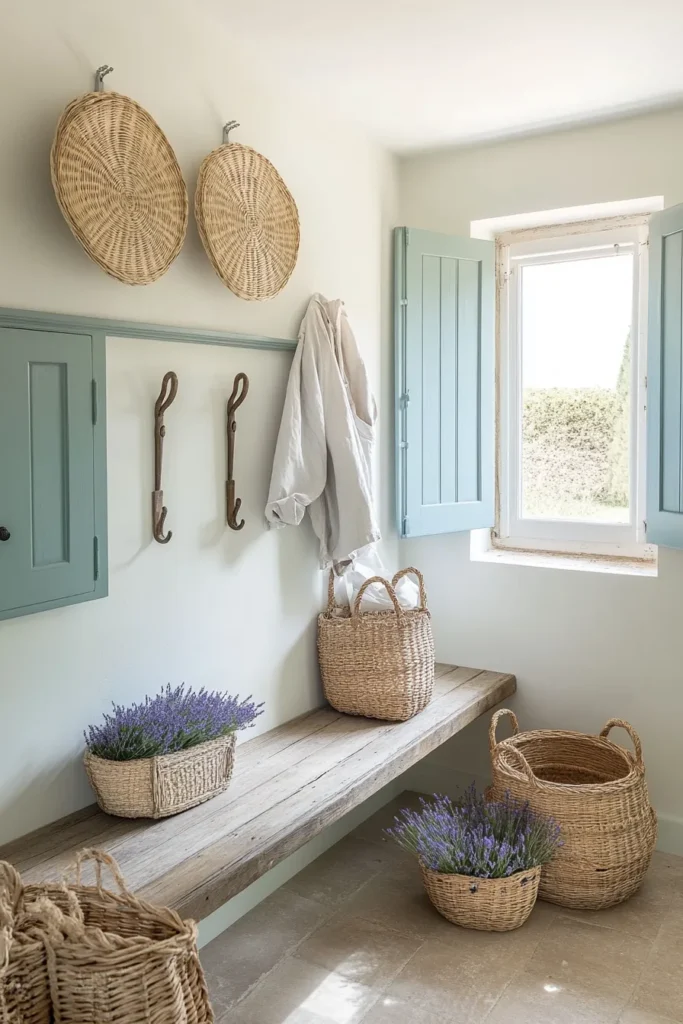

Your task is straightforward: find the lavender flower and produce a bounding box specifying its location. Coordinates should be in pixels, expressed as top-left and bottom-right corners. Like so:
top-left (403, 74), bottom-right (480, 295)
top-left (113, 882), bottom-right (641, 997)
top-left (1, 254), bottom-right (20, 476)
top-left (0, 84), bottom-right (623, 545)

top-left (386, 785), bottom-right (562, 879)
top-left (85, 684), bottom-right (264, 761)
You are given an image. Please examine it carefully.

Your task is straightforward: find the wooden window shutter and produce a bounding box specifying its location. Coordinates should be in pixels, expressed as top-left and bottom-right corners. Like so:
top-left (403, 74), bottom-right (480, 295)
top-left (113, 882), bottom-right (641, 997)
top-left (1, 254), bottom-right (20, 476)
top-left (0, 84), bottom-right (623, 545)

top-left (395, 227), bottom-right (495, 538)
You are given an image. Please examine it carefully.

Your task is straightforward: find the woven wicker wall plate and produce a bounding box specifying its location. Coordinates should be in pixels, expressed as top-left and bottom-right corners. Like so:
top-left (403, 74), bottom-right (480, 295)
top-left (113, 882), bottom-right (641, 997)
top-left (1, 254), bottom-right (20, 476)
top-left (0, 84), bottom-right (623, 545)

top-left (195, 142), bottom-right (300, 301)
top-left (50, 92), bottom-right (188, 285)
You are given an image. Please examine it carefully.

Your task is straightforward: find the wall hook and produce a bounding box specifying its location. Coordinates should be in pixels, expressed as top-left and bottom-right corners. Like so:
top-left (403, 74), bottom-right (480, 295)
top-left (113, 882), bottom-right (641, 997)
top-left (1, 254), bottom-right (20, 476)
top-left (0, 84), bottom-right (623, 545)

top-left (153, 371), bottom-right (179, 544)
top-left (226, 372), bottom-right (249, 530)
top-left (223, 120), bottom-right (240, 144)
top-left (94, 65), bottom-right (114, 92)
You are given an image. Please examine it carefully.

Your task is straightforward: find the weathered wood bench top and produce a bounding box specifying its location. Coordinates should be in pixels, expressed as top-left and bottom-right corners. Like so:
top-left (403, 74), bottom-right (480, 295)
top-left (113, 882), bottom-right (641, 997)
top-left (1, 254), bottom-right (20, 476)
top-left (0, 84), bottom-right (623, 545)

top-left (0, 664), bottom-right (515, 921)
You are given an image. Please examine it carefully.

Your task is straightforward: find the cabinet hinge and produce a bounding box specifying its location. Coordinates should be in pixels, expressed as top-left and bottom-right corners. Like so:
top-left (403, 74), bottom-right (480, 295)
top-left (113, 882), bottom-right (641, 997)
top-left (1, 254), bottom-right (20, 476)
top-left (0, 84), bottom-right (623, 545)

top-left (399, 298), bottom-right (408, 307)
top-left (399, 440), bottom-right (409, 450)
top-left (399, 391), bottom-right (410, 409)
top-left (402, 516), bottom-right (410, 536)
top-left (91, 380), bottom-right (98, 425)
top-left (93, 536), bottom-right (100, 581)
top-left (405, 228), bottom-right (410, 246)
top-left (643, 520), bottom-right (648, 534)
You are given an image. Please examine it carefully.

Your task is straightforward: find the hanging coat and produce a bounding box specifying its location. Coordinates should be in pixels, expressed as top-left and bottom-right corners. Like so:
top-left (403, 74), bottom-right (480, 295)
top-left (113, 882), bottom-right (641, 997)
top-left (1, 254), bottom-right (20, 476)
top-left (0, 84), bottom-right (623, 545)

top-left (265, 294), bottom-right (380, 569)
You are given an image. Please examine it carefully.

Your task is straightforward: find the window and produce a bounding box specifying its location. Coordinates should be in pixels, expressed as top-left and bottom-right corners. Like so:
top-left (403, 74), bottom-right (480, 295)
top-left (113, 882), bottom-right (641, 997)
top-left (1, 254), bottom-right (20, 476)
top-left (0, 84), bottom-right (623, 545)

top-left (496, 218), bottom-right (654, 560)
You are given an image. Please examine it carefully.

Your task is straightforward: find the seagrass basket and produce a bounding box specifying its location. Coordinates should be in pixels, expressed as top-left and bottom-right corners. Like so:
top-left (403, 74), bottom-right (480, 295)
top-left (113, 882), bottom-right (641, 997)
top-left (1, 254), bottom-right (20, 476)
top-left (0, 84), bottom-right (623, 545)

top-left (51, 91), bottom-right (188, 285)
top-left (84, 732), bottom-right (236, 819)
top-left (421, 864), bottom-right (541, 931)
top-left (26, 850), bottom-right (213, 1024)
top-left (317, 568), bottom-right (434, 722)
top-left (0, 864), bottom-right (52, 1024)
top-left (488, 710), bottom-right (657, 910)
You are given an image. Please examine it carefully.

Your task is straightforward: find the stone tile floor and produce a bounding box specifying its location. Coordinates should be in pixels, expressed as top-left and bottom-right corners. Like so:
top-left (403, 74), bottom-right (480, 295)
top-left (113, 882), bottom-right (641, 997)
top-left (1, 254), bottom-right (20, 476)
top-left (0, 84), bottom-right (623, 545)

top-left (201, 793), bottom-right (683, 1023)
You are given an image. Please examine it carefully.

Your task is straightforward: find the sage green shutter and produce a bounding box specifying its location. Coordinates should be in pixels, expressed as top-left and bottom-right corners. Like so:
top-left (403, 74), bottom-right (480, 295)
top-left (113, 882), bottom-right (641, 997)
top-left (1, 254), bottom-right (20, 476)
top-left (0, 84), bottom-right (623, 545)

top-left (0, 326), bottom-right (107, 619)
top-left (647, 203), bottom-right (683, 548)
top-left (395, 227), bottom-right (495, 537)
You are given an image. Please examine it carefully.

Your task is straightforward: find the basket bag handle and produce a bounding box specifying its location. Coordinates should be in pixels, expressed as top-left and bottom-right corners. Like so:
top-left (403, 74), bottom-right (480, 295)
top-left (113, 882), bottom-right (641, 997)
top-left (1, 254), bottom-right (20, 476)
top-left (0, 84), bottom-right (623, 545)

top-left (599, 719), bottom-right (645, 771)
top-left (493, 740), bottom-right (539, 789)
top-left (391, 567), bottom-right (428, 612)
top-left (326, 570), bottom-right (339, 615)
top-left (0, 863), bottom-right (21, 982)
top-left (489, 708), bottom-right (520, 754)
top-left (352, 576), bottom-right (404, 622)
top-left (71, 848), bottom-right (132, 895)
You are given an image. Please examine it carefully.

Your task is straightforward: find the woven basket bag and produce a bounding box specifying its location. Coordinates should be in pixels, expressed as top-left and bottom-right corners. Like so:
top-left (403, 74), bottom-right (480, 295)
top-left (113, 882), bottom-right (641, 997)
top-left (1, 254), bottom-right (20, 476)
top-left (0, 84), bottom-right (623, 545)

top-left (0, 864), bottom-right (52, 1024)
top-left (318, 568), bottom-right (434, 722)
top-left (488, 710), bottom-right (657, 910)
top-left (84, 732), bottom-right (236, 818)
top-left (421, 864), bottom-right (541, 932)
top-left (27, 849), bottom-right (213, 1024)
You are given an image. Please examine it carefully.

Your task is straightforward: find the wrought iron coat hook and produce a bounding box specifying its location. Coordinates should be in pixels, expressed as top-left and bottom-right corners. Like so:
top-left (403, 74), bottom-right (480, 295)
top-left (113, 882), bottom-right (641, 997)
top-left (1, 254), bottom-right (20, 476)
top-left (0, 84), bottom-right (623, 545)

top-left (153, 371), bottom-right (179, 544)
top-left (226, 372), bottom-right (249, 530)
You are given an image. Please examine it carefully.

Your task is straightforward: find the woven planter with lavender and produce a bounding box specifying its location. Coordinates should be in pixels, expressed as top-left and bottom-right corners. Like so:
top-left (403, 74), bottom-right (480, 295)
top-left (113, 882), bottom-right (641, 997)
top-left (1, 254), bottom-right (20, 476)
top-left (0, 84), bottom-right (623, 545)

top-left (84, 685), bottom-right (263, 819)
top-left (387, 787), bottom-right (562, 932)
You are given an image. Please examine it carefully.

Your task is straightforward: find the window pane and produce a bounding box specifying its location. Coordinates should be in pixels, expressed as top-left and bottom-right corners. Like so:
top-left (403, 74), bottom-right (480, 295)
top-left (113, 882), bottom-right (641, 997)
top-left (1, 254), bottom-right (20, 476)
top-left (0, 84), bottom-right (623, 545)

top-left (520, 253), bottom-right (633, 523)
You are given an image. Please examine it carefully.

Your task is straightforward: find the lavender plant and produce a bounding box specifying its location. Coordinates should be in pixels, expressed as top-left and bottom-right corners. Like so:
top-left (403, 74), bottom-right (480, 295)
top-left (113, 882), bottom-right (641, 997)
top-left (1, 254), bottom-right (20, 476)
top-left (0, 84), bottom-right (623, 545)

top-left (386, 786), bottom-right (562, 879)
top-left (85, 684), bottom-right (264, 761)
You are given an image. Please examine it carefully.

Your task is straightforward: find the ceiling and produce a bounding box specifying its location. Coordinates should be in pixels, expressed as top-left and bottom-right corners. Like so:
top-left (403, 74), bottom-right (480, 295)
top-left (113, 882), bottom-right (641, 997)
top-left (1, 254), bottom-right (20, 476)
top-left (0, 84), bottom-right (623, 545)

top-left (213, 0), bottom-right (683, 152)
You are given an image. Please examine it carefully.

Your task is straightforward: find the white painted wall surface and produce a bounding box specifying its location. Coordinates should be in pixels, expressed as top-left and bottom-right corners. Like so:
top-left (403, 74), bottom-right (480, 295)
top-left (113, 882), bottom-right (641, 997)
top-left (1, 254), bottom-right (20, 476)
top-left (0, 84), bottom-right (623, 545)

top-left (0, 0), bottom-right (397, 844)
top-left (399, 108), bottom-right (683, 846)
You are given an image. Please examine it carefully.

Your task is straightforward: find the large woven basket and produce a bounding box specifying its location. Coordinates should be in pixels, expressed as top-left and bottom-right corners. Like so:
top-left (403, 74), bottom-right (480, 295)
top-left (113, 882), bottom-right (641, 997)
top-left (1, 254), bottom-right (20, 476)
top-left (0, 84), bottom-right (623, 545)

top-left (84, 732), bottom-right (236, 819)
top-left (0, 864), bottom-right (51, 1024)
top-left (195, 142), bottom-right (299, 300)
top-left (318, 568), bottom-right (434, 722)
top-left (488, 710), bottom-right (657, 910)
top-left (51, 91), bottom-right (188, 285)
top-left (421, 864), bottom-right (541, 932)
top-left (26, 850), bottom-right (213, 1024)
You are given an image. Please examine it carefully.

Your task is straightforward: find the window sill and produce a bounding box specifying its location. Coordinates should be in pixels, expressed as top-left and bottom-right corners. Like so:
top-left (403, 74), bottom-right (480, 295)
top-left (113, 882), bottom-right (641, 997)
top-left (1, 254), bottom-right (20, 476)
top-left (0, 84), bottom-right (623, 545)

top-left (470, 540), bottom-right (658, 577)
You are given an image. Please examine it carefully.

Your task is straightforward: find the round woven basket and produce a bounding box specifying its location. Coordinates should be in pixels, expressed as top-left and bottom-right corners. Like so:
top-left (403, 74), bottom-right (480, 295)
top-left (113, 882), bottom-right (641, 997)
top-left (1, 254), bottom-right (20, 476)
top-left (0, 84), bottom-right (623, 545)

top-left (488, 710), bottom-right (657, 910)
top-left (51, 91), bottom-right (188, 285)
top-left (0, 863), bottom-right (51, 1024)
top-left (318, 568), bottom-right (434, 722)
top-left (421, 864), bottom-right (541, 931)
top-left (84, 733), bottom-right (236, 819)
top-left (195, 142), bottom-right (299, 300)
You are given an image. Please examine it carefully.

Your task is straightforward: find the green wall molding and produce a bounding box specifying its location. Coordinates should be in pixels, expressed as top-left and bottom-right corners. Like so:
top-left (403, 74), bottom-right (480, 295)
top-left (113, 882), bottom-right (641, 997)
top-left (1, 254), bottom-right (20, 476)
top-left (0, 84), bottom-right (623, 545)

top-left (0, 307), bottom-right (298, 353)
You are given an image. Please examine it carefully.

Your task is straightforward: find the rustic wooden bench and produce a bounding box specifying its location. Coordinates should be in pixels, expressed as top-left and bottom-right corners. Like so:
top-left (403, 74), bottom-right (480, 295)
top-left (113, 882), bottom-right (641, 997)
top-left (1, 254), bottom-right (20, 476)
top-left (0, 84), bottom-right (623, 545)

top-left (0, 663), bottom-right (515, 922)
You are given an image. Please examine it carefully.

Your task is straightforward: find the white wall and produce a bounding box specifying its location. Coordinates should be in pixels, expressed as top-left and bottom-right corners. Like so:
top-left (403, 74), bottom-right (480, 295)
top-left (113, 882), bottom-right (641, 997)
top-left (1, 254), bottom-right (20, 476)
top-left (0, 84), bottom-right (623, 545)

top-left (0, 0), bottom-right (397, 844)
top-left (399, 108), bottom-right (683, 846)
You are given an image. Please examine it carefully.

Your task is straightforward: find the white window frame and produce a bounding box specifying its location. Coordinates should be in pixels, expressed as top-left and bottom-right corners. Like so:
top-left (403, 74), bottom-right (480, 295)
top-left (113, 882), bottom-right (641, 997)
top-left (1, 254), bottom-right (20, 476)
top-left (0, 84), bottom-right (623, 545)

top-left (496, 216), bottom-right (655, 560)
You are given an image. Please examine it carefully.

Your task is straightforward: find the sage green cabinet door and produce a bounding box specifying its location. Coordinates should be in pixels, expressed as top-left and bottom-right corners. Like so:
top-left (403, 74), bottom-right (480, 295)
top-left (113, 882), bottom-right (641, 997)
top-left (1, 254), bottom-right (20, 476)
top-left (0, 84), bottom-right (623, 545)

top-left (0, 327), bottom-right (104, 619)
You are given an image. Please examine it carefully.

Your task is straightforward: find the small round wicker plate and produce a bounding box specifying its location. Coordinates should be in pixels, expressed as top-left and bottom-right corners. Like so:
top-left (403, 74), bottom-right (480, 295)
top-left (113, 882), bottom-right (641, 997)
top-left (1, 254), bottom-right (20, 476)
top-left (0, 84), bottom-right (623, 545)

top-left (51, 92), bottom-right (188, 285)
top-left (195, 142), bottom-right (300, 301)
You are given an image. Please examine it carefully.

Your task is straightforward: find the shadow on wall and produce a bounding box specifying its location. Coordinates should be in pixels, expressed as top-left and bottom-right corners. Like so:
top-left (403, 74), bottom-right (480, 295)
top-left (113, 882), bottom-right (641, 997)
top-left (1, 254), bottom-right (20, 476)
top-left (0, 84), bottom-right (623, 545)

top-left (0, 753), bottom-right (96, 846)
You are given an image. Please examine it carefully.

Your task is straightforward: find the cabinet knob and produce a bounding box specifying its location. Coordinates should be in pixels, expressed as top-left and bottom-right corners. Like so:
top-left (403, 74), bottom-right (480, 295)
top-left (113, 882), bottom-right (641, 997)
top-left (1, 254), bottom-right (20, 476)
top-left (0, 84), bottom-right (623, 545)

top-left (0, 527), bottom-right (10, 542)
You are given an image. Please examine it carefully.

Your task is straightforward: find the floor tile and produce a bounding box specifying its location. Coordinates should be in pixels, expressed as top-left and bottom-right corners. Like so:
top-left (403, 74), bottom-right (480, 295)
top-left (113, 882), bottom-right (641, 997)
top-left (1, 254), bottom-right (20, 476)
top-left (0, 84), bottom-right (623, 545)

top-left (630, 925), bottom-right (683, 1022)
top-left (201, 888), bottom-right (332, 1014)
top-left (342, 859), bottom-right (450, 939)
top-left (485, 971), bottom-right (621, 1023)
top-left (284, 836), bottom-right (408, 907)
top-left (523, 915), bottom-right (654, 1015)
top-left (295, 912), bottom-right (422, 988)
top-left (620, 1008), bottom-right (681, 1024)
top-left (359, 994), bottom-right (450, 1023)
top-left (380, 938), bottom-right (520, 1022)
top-left (228, 956), bottom-right (378, 1024)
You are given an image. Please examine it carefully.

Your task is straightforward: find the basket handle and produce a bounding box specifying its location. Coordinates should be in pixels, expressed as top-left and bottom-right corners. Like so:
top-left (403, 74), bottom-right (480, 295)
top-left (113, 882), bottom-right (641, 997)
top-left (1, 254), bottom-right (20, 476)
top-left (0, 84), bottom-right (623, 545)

top-left (391, 567), bottom-right (428, 611)
top-left (599, 719), bottom-right (644, 770)
top-left (489, 709), bottom-right (520, 754)
top-left (352, 576), bottom-right (404, 621)
top-left (326, 570), bottom-right (338, 615)
top-left (494, 740), bottom-right (538, 787)
top-left (71, 849), bottom-right (131, 895)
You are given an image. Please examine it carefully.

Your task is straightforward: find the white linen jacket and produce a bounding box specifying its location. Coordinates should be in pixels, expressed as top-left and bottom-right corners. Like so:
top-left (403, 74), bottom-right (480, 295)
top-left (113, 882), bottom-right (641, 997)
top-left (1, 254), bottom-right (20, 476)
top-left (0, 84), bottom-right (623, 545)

top-left (265, 294), bottom-right (380, 568)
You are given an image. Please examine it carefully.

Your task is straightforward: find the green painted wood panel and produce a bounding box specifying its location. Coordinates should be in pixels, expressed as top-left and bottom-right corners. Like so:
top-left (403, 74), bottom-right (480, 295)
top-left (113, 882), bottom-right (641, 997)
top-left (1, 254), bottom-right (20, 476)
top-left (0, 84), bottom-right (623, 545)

top-left (395, 227), bottom-right (494, 538)
top-left (0, 325), bottom-right (107, 619)
top-left (648, 204), bottom-right (683, 548)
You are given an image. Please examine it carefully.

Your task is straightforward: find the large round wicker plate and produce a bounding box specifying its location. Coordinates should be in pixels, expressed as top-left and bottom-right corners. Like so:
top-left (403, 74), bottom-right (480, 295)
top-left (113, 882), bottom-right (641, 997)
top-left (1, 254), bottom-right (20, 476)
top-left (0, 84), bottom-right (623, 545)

top-left (51, 92), bottom-right (188, 285)
top-left (195, 143), bottom-right (299, 301)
